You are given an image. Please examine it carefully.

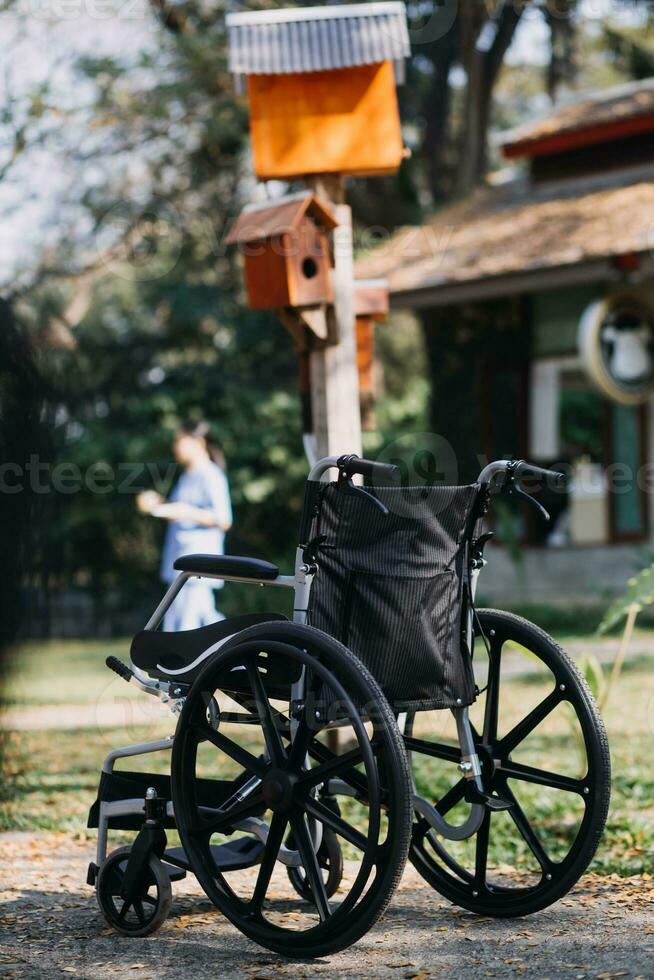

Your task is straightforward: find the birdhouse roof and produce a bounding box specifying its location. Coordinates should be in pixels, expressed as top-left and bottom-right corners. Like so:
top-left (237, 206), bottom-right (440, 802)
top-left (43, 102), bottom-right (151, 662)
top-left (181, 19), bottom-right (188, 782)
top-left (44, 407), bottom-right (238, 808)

top-left (226, 193), bottom-right (338, 245)
top-left (227, 2), bottom-right (410, 83)
top-left (354, 279), bottom-right (389, 319)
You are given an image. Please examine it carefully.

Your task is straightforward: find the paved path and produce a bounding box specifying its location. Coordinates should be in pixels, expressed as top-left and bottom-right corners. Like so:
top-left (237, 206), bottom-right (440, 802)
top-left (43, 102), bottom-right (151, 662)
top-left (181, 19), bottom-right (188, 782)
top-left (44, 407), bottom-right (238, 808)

top-left (1, 833), bottom-right (652, 980)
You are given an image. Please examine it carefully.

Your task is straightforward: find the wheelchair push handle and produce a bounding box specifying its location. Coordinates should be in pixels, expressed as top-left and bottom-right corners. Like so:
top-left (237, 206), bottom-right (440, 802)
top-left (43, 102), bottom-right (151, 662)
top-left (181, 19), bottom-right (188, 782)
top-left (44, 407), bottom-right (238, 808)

top-left (478, 458), bottom-right (567, 523)
top-left (478, 458), bottom-right (566, 489)
top-left (337, 455), bottom-right (400, 484)
top-left (513, 460), bottom-right (566, 489)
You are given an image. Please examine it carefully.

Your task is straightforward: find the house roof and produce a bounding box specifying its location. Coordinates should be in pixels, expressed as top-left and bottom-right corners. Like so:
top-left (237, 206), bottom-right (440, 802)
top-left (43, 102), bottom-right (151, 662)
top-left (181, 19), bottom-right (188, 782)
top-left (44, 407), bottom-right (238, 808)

top-left (226, 193), bottom-right (338, 244)
top-left (502, 77), bottom-right (654, 159)
top-left (227, 2), bottom-right (410, 82)
top-left (355, 168), bottom-right (654, 306)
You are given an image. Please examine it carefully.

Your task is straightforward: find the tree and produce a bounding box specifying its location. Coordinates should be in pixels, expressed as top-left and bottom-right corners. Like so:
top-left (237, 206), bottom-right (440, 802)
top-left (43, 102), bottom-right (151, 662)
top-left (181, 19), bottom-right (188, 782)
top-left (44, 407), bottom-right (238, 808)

top-left (603, 22), bottom-right (654, 80)
top-left (546, 0), bottom-right (579, 101)
top-left (456, 0), bottom-right (530, 194)
top-left (0, 300), bottom-right (47, 645)
top-left (4, 1), bottom-right (654, 632)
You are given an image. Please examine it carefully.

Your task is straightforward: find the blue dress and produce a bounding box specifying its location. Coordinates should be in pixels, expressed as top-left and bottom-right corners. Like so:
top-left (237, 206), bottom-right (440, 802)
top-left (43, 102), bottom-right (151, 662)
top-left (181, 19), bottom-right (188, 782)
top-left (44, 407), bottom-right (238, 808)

top-left (161, 462), bottom-right (233, 631)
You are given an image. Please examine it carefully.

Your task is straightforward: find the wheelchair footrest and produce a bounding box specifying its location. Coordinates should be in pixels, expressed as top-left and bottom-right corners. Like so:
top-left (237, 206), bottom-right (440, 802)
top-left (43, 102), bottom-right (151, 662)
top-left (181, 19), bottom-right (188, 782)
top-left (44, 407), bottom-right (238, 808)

top-left (161, 861), bottom-right (188, 883)
top-left (465, 784), bottom-right (513, 811)
top-left (164, 836), bottom-right (264, 873)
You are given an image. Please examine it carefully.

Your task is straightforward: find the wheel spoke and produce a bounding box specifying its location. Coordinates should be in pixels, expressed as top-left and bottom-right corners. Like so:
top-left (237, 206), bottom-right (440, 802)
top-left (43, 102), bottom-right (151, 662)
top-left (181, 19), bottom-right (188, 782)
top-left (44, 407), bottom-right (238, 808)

top-left (304, 797), bottom-right (369, 852)
top-left (287, 667), bottom-right (323, 768)
top-left (483, 639), bottom-right (502, 743)
top-left (287, 702), bottom-right (319, 772)
top-left (417, 822), bottom-right (475, 885)
top-left (194, 789), bottom-right (265, 836)
top-left (403, 736), bottom-right (461, 765)
top-left (219, 712), bottom-right (266, 725)
top-left (192, 723), bottom-right (268, 778)
top-left (133, 898), bottom-right (146, 924)
top-left (474, 810), bottom-right (490, 889)
top-left (298, 746), bottom-right (365, 790)
top-left (290, 811), bottom-right (331, 921)
top-left (501, 781), bottom-right (553, 872)
top-left (497, 689), bottom-right (563, 755)
top-left (249, 811), bottom-right (288, 914)
top-left (247, 665), bottom-right (286, 767)
top-left (227, 690), bottom-right (291, 740)
top-left (435, 777), bottom-right (467, 817)
top-left (500, 759), bottom-right (586, 795)
top-left (118, 899), bottom-right (131, 920)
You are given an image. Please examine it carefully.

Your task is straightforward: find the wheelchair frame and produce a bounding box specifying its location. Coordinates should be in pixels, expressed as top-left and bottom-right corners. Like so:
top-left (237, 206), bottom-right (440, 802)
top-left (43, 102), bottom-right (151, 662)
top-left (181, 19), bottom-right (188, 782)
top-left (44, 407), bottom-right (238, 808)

top-left (91, 452), bottom-right (611, 944)
top-left (95, 454), bottom-right (490, 872)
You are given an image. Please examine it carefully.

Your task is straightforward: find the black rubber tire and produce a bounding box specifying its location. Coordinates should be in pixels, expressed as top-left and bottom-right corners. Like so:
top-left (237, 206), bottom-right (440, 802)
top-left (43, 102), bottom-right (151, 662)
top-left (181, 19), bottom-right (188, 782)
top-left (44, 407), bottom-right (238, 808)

top-left (171, 621), bottom-right (412, 958)
top-left (408, 609), bottom-right (611, 917)
top-left (96, 846), bottom-right (172, 937)
top-left (287, 825), bottom-right (344, 902)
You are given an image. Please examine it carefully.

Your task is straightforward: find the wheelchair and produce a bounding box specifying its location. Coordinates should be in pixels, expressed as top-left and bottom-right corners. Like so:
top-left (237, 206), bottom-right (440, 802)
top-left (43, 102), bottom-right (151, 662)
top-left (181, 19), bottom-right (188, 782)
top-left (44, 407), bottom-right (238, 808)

top-left (88, 454), bottom-right (611, 956)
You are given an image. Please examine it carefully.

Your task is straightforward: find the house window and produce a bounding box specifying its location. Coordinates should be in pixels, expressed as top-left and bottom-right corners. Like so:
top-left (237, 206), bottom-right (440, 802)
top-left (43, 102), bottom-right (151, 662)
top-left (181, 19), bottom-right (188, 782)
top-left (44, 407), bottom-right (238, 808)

top-left (530, 360), bottom-right (648, 546)
top-left (609, 402), bottom-right (648, 541)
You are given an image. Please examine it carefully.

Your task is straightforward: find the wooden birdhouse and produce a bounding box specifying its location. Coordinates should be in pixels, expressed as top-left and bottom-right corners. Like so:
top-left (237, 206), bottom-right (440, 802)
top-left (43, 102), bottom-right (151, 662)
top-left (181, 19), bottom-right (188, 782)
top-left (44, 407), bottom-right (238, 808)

top-left (227, 3), bottom-right (410, 180)
top-left (226, 193), bottom-right (338, 311)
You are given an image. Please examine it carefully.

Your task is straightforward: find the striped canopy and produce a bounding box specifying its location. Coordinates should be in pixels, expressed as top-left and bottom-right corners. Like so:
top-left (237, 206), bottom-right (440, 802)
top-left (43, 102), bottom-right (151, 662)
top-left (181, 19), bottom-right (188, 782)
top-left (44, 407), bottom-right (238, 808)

top-left (227, 2), bottom-right (410, 83)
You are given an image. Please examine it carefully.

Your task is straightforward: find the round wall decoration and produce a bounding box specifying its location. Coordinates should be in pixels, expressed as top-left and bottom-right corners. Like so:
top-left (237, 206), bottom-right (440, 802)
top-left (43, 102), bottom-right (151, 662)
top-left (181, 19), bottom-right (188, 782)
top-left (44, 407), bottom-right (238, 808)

top-left (578, 295), bottom-right (654, 404)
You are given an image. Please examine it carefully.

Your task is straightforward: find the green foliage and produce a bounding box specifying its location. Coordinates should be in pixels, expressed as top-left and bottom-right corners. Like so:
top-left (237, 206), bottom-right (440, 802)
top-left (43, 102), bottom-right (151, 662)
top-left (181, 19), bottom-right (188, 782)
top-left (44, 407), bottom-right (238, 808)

top-left (491, 499), bottom-right (524, 567)
top-left (5, 4), bottom-right (437, 629)
top-left (478, 602), bottom-right (606, 637)
top-left (598, 563), bottom-right (654, 635)
top-left (603, 24), bottom-right (654, 80)
top-left (10, 8), bottom-right (306, 619)
top-left (7, 3), bottom-right (654, 631)
top-left (579, 655), bottom-right (605, 702)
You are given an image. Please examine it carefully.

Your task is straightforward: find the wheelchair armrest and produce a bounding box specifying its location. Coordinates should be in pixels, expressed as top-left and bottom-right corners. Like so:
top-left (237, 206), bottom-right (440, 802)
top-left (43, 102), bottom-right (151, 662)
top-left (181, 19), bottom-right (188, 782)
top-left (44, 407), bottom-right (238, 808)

top-left (173, 554), bottom-right (280, 581)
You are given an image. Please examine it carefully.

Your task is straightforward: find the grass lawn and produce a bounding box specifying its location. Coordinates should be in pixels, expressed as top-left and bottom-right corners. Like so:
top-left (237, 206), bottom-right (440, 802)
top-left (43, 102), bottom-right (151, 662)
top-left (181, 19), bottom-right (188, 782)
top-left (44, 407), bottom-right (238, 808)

top-left (1, 632), bottom-right (653, 877)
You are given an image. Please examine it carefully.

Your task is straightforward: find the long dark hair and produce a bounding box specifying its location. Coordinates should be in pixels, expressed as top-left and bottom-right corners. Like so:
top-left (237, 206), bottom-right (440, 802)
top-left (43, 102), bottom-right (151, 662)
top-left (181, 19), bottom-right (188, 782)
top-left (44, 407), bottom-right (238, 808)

top-left (180, 419), bottom-right (226, 471)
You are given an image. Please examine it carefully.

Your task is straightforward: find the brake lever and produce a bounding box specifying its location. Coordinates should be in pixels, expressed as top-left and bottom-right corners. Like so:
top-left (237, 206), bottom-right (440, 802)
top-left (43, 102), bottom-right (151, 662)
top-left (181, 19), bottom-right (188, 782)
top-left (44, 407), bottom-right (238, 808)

top-left (508, 484), bottom-right (551, 522)
top-left (339, 475), bottom-right (390, 517)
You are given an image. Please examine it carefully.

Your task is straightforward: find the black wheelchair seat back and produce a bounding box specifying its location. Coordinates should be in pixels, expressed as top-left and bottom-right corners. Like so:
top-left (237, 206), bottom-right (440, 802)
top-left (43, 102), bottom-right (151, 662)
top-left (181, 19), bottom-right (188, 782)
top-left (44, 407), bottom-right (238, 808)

top-left (306, 480), bottom-right (482, 712)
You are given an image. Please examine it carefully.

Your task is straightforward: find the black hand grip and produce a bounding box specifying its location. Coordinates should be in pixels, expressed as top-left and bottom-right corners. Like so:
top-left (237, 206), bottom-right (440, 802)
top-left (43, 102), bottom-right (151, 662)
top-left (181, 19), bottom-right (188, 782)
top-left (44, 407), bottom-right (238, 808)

top-left (514, 461), bottom-right (566, 488)
top-left (337, 455), bottom-right (400, 483)
top-left (106, 655), bottom-right (134, 683)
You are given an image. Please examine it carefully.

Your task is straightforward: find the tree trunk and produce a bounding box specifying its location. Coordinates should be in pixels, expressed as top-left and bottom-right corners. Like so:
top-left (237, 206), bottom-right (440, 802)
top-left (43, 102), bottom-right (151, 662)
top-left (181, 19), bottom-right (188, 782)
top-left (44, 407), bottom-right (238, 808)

top-left (457, 1), bottom-right (528, 195)
top-left (422, 30), bottom-right (459, 203)
top-left (546, 0), bottom-right (578, 102)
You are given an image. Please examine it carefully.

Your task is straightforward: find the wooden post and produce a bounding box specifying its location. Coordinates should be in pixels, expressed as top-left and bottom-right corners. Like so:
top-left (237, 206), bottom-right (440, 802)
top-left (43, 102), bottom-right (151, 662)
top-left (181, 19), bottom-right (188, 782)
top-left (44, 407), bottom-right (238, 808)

top-left (306, 179), bottom-right (360, 754)
top-left (306, 176), bottom-right (362, 465)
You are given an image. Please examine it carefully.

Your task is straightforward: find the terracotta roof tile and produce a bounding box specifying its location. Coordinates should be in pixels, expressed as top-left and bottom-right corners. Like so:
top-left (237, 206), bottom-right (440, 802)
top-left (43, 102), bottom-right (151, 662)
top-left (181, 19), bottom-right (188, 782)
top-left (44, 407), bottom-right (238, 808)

top-left (355, 175), bottom-right (654, 296)
top-left (501, 78), bottom-right (654, 155)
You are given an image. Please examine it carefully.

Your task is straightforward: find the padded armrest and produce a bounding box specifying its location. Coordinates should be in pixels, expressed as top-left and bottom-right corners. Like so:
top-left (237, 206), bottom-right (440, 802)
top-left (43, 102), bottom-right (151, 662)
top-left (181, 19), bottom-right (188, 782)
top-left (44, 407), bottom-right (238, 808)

top-left (173, 554), bottom-right (280, 581)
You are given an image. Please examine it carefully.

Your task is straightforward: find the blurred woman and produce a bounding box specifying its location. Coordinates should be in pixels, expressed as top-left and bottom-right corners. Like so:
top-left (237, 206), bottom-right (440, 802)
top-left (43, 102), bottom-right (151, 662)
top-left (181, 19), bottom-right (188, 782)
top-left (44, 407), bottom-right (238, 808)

top-left (137, 420), bottom-right (232, 631)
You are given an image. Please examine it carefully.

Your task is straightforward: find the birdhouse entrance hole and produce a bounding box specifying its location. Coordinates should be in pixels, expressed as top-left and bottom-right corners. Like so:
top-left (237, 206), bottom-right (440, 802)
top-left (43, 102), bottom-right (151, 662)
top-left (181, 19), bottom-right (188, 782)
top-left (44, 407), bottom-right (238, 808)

top-left (302, 257), bottom-right (319, 280)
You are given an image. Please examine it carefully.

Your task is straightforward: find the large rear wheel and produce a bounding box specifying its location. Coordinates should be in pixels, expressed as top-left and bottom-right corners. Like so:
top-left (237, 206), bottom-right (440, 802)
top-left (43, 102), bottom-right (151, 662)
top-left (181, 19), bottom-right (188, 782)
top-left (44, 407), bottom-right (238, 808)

top-left (407, 609), bottom-right (611, 917)
top-left (172, 621), bottom-right (412, 957)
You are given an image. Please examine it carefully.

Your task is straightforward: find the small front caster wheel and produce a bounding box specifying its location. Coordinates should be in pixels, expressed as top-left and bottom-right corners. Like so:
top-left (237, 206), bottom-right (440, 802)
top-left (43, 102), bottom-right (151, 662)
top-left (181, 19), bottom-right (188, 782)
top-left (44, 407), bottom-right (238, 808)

top-left (96, 846), bottom-right (172, 937)
top-left (287, 826), bottom-right (344, 902)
